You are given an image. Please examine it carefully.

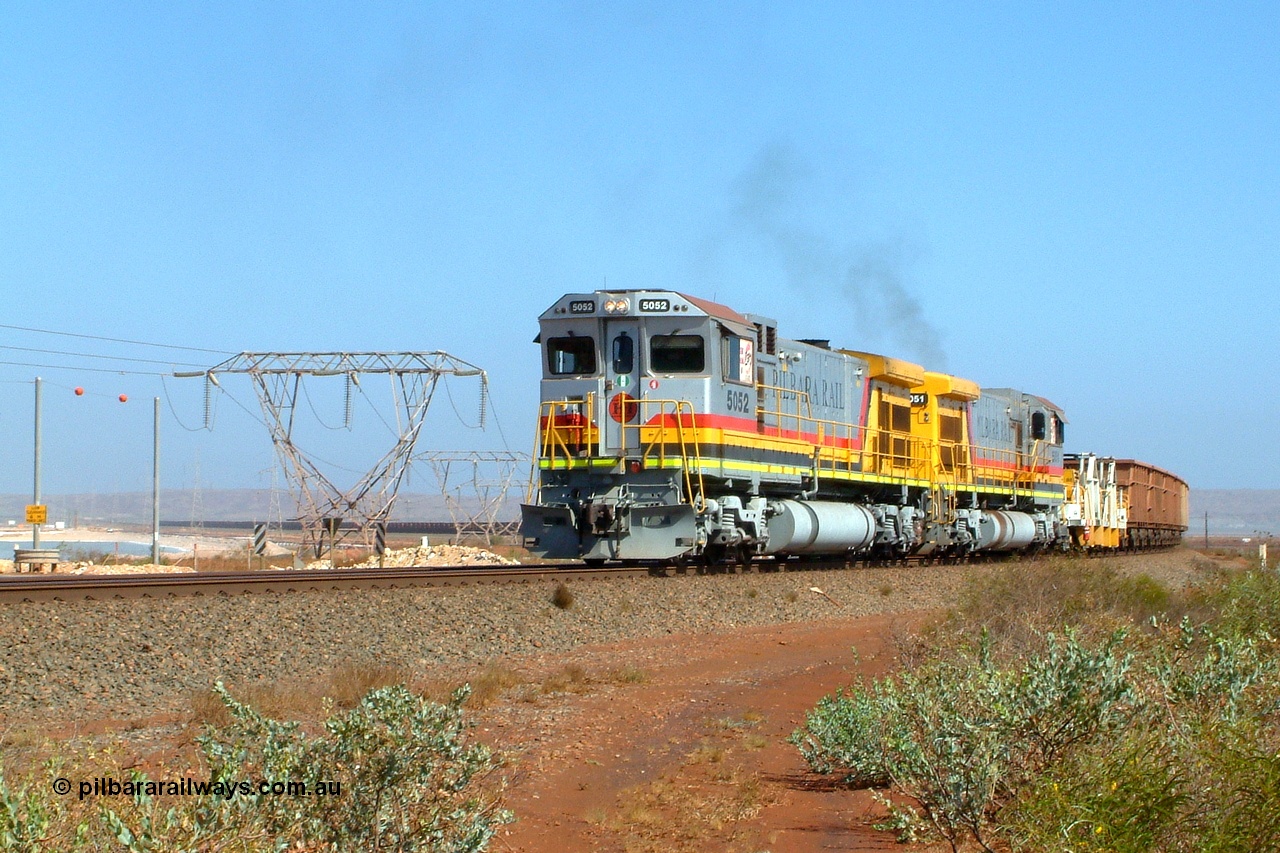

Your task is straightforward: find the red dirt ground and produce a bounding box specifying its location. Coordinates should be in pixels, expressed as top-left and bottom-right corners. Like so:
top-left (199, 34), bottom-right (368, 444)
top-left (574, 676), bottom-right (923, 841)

top-left (483, 613), bottom-right (945, 853)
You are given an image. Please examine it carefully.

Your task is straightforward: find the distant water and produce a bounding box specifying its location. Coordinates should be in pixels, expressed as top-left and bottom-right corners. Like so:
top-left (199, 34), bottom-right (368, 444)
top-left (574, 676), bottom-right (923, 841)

top-left (0, 541), bottom-right (187, 560)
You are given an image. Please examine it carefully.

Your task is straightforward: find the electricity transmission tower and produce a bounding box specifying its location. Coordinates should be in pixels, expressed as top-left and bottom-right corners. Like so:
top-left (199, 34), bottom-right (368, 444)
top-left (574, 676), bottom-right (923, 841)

top-left (179, 352), bottom-right (487, 557)
top-left (417, 451), bottom-right (530, 544)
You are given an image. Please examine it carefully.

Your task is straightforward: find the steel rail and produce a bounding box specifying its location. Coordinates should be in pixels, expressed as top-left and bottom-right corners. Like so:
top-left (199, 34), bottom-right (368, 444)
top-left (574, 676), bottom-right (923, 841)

top-left (0, 544), bottom-right (1178, 604)
top-left (0, 563), bottom-right (651, 604)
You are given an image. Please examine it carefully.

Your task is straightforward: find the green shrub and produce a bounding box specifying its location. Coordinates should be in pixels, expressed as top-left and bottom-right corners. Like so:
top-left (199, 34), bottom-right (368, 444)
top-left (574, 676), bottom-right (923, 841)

top-left (0, 761), bottom-right (63, 853)
top-left (1003, 729), bottom-right (1186, 853)
top-left (795, 559), bottom-right (1280, 853)
top-left (1199, 569), bottom-right (1280, 637)
top-left (183, 682), bottom-right (510, 852)
top-left (955, 557), bottom-right (1176, 643)
top-left (1006, 634), bottom-right (1280, 853)
top-left (2, 684), bottom-right (511, 852)
top-left (1191, 713), bottom-right (1280, 851)
top-left (792, 630), bottom-right (1137, 851)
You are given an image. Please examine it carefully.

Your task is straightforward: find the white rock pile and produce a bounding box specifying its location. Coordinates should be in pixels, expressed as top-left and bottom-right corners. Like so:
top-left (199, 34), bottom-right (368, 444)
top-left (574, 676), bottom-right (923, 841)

top-left (305, 544), bottom-right (521, 570)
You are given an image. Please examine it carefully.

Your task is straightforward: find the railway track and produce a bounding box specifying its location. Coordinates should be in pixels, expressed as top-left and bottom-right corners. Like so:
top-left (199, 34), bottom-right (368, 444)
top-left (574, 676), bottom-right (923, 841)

top-left (0, 563), bottom-right (653, 604)
top-left (0, 554), bottom-right (910, 603)
top-left (0, 545), bottom-right (1176, 604)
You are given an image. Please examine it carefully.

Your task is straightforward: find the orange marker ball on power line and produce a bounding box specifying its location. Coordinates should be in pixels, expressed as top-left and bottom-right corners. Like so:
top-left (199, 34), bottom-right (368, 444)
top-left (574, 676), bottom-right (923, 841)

top-left (118, 394), bottom-right (128, 403)
top-left (74, 387), bottom-right (84, 396)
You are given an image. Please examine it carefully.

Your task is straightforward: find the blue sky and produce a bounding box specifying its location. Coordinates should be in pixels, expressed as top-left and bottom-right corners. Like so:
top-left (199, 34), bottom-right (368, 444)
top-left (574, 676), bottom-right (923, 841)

top-left (1, 1), bottom-right (1277, 500)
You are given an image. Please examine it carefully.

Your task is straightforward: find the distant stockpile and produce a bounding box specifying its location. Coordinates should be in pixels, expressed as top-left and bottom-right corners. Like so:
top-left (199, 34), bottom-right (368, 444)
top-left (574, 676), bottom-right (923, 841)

top-left (308, 544), bottom-right (521, 570)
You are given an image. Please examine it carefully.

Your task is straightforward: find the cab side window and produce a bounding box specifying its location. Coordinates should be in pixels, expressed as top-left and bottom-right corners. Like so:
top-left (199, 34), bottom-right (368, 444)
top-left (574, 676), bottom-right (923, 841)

top-left (720, 335), bottom-right (755, 384)
top-left (1031, 411), bottom-right (1047, 440)
top-left (651, 334), bottom-right (705, 373)
top-left (547, 337), bottom-right (597, 375)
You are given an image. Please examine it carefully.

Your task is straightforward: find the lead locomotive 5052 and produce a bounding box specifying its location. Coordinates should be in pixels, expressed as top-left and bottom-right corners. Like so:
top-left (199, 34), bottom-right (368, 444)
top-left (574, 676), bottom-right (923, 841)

top-left (520, 290), bottom-right (1187, 564)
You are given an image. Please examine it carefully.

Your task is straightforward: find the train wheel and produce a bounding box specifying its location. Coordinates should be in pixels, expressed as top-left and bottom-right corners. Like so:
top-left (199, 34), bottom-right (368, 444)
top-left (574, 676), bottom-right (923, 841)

top-left (702, 544), bottom-right (727, 573)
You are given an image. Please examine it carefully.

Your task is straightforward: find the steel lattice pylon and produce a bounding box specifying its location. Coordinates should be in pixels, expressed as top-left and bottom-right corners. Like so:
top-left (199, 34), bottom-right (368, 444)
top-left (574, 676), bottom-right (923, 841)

top-left (418, 451), bottom-right (529, 545)
top-left (179, 352), bottom-right (486, 557)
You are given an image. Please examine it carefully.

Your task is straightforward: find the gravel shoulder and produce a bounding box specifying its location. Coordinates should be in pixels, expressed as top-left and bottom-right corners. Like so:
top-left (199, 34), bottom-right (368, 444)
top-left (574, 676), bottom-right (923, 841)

top-left (0, 549), bottom-right (1216, 727)
top-left (0, 549), bottom-right (1227, 852)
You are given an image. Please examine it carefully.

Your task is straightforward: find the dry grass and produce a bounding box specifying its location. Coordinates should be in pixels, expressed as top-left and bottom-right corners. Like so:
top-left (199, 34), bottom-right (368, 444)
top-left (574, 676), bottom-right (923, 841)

top-left (188, 659), bottom-right (417, 726)
top-left (478, 541), bottom-right (543, 563)
top-left (188, 655), bottom-right (655, 726)
top-left (537, 662), bottom-right (651, 697)
top-left (606, 665), bottom-right (649, 685)
top-left (551, 581), bottom-right (575, 610)
top-left (711, 711), bottom-right (765, 732)
top-left (324, 661), bottom-right (410, 709)
top-left (685, 744), bottom-right (726, 765)
top-left (947, 554), bottom-right (1184, 657)
top-left (540, 664), bottom-right (591, 695)
top-left (595, 763), bottom-right (777, 853)
top-left (0, 722), bottom-right (47, 758)
top-left (169, 550), bottom-right (296, 573)
top-left (189, 680), bottom-right (316, 727)
top-left (461, 663), bottom-right (526, 708)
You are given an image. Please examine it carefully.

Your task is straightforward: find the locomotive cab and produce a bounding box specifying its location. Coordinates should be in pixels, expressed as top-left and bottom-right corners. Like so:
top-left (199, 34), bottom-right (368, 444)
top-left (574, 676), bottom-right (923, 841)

top-left (525, 291), bottom-right (752, 561)
top-left (534, 291), bottom-right (731, 456)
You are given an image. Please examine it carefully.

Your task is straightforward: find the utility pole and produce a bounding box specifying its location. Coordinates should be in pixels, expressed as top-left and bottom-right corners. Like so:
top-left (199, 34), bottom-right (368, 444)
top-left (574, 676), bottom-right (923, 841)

top-left (32, 377), bottom-right (42, 549)
top-left (1204, 511), bottom-right (1209, 549)
top-left (152, 396), bottom-right (161, 566)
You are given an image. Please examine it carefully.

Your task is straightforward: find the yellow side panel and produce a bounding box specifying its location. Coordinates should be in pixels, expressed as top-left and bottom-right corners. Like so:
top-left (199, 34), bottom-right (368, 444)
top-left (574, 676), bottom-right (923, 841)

top-left (919, 370), bottom-right (980, 401)
top-left (838, 350), bottom-right (926, 387)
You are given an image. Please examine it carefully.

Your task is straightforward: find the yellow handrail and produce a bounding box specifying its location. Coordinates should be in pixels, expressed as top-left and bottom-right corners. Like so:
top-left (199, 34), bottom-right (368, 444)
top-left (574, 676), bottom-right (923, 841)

top-left (628, 399), bottom-right (706, 510)
top-left (532, 394), bottom-right (1060, 508)
top-left (755, 383), bottom-right (812, 437)
top-left (532, 397), bottom-right (707, 510)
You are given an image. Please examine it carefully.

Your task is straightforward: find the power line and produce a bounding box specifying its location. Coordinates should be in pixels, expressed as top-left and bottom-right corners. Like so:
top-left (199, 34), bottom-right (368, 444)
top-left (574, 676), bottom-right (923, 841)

top-left (0, 322), bottom-right (235, 355)
top-left (0, 344), bottom-right (209, 369)
top-left (160, 375), bottom-right (214, 432)
top-left (0, 359), bottom-right (170, 376)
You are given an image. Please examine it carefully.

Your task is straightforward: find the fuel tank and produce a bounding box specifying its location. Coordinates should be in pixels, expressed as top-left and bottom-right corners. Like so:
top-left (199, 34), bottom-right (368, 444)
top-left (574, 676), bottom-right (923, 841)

top-left (765, 500), bottom-right (877, 555)
top-left (976, 510), bottom-right (1037, 551)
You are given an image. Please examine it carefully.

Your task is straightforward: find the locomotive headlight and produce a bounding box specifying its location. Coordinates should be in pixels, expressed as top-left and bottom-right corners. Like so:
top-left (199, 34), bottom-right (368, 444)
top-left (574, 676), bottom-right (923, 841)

top-left (604, 298), bottom-right (630, 314)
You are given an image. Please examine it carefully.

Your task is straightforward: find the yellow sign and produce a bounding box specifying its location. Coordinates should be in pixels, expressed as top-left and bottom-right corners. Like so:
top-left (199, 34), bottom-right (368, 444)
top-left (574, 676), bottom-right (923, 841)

top-left (25, 504), bottom-right (47, 524)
